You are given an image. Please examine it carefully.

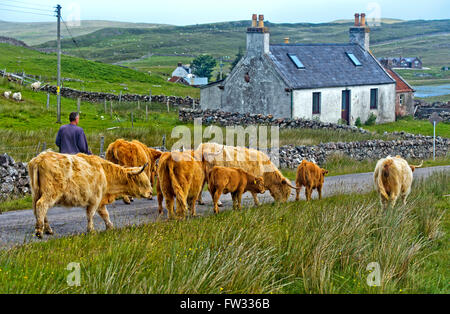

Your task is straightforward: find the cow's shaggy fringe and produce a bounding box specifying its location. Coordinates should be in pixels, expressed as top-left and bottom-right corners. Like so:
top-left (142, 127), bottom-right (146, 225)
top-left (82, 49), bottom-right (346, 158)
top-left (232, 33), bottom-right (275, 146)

top-left (0, 172), bottom-right (448, 294)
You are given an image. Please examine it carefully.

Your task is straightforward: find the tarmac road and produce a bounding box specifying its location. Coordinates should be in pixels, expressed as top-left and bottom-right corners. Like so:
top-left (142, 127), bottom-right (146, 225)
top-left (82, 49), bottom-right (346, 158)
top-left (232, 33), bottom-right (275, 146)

top-left (0, 165), bottom-right (448, 248)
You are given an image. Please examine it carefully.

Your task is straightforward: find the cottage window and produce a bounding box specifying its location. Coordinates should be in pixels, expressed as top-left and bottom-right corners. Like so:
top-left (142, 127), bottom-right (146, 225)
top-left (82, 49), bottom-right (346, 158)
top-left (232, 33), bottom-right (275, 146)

top-left (312, 92), bottom-right (321, 114)
top-left (400, 94), bottom-right (405, 105)
top-left (370, 88), bottom-right (378, 109)
top-left (288, 53), bottom-right (305, 69)
top-left (346, 52), bottom-right (362, 66)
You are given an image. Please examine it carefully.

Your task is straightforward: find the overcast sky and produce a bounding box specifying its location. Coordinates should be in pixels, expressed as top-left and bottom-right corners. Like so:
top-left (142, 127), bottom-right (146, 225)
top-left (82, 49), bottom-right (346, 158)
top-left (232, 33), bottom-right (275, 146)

top-left (0, 0), bottom-right (449, 25)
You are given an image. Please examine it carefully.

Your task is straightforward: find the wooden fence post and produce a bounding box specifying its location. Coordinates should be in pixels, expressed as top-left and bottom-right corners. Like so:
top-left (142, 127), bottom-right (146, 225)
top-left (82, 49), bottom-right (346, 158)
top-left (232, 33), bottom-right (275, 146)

top-left (167, 99), bottom-right (170, 113)
top-left (46, 93), bottom-right (50, 110)
top-left (119, 91), bottom-right (122, 106)
top-left (42, 142), bottom-right (47, 152)
top-left (77, 97), bottom-right (81, 113)
top-left (104, 99), bottom-right (107, 113)
top-left (137, 100), bottom-right (140, 110)
top-left (100, 136), bottom-right (105, 157)
top-left (110, 101), bottom-right (113, 119)
top-left (131, 112), bottom-right (134, 129)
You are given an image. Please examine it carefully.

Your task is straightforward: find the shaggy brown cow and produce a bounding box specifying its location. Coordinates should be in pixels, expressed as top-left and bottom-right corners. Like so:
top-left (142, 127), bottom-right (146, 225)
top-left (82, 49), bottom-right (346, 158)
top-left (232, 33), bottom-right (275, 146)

top-left (28, 152), bottom-right (151, 238)
top-left (157, 150), bottom-right (205, 219)
top-left (374, 155), bottom-right (422, 209)
top-left (198, 143), bottom-right (297, 204)
top-left (208, 166), bottom-right (265, 214)
top-left (28, 152), bottom-right (152, 238)
top-left (106, 139), bottom-right (162, 203)
top-left (295, 160), bottom-right (328, 201)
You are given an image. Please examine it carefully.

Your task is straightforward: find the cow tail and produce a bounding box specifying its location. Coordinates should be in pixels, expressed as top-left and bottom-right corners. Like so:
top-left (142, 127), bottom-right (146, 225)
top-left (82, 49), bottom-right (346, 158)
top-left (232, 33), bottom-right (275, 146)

top-left (168, 159), bottom-right (187, 209)
top-left (378, 162), bottom-right (390, 200)
top-left (29, 163), bottom-right (40, 210)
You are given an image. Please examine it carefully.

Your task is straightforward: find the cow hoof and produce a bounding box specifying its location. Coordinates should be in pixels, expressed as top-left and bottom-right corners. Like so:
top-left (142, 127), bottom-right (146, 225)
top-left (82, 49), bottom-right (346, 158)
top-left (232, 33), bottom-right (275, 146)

top-left (35, 232), bottom-right (43, 239)
top-left (123, 199), bottom-right (131, 205)
top-left (44, 229), bottom-right (54, 235)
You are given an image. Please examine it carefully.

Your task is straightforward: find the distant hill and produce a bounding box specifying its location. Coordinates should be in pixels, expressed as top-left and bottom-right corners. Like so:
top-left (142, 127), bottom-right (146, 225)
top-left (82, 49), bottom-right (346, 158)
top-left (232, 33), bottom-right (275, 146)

top-left (30, 19), bottom-right (450, 66)
top-left (0, 20), bottom-right (167, 45)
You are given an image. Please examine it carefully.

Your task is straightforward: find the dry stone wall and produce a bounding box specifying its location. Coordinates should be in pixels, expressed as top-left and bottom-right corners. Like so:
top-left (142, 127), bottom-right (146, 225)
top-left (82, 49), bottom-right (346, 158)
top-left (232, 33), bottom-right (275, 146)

top-left (41, 85), bottom-right (199, 107)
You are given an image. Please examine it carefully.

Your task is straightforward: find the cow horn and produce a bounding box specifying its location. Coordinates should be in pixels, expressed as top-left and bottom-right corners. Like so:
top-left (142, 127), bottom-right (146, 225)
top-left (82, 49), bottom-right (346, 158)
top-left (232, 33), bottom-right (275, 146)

top-left (129, 163), bottom-right (148, 175)
top-left (412, 161), bottom-right (423, 168)
top-left (283, 179), bottom-right (299, 190)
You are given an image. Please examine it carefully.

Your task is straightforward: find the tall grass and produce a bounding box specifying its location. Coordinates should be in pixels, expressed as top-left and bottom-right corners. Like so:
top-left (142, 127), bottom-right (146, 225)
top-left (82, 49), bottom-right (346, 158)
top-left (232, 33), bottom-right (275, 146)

top-left (0, 173), bottom-right (448, 293)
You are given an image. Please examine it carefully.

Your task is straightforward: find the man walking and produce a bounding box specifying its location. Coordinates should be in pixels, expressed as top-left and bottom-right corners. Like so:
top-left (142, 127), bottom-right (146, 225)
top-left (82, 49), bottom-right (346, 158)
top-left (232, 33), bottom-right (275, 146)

top-left (56, 112), bottom-right (92, 155)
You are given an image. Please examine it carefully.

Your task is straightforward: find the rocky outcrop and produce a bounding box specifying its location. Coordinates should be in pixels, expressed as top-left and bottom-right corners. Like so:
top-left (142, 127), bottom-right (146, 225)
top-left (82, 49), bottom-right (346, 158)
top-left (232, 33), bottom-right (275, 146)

top-left (40, 85), bottom-right (200, 107)
top-left (0, 154), bottom-right (30, 202)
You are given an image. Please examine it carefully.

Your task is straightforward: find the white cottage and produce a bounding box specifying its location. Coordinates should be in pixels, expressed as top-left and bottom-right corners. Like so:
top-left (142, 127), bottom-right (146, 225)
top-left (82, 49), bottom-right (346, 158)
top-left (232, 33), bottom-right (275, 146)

top-left (200, 13), bottom-right (396, 125)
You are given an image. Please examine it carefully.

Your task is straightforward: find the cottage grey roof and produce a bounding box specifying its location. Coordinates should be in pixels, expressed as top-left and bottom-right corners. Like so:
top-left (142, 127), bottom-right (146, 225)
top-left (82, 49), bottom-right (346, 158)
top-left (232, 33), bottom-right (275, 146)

top-left (268, 43), bottom-right (395, 89)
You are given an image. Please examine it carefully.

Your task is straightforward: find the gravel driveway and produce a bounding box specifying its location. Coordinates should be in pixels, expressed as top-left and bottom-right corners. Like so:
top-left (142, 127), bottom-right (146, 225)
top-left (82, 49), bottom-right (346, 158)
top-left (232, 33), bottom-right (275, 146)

top-left (0, 165), bottom-right (448, 248)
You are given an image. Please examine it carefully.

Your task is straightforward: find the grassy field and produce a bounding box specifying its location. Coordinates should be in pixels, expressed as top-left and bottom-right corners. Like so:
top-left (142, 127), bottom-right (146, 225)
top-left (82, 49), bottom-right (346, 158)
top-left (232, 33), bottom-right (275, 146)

top-left (0, 44), bottom-right (199, 98)
top-left (395, 67), bottom-right (450, 86)
top-left (416, 94), bottom-right (450, 103)
top-left (0, 172), bottom-right (448, 293)
top-left (363, 116), bottom-right (450, 138)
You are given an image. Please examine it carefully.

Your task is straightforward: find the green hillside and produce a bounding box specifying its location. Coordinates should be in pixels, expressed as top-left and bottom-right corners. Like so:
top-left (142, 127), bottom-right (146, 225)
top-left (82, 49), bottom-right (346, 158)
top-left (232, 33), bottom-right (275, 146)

top-left (0, 20), bottom-right (166, 45)
top-left (0, 44), bottom-right (199, 97)
top-left (34, 19), bottom-right (450, 66)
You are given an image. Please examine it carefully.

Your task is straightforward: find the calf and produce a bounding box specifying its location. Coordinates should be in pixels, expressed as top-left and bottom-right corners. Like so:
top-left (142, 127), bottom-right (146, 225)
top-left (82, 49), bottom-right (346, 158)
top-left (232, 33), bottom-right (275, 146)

top-left (208, 166), bottom-right (265, 214)
top-left (28, 152), bottom-right (151, 238)
top-left (374, 155), bottom-right (422, 209)
top-left (295, 160), bottom-right (328, 201)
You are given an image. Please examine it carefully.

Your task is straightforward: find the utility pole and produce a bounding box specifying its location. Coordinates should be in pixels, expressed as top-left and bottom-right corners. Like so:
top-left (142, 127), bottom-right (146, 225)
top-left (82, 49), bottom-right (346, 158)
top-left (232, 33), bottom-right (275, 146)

top-left (56, 4), bottom-right (62, 123)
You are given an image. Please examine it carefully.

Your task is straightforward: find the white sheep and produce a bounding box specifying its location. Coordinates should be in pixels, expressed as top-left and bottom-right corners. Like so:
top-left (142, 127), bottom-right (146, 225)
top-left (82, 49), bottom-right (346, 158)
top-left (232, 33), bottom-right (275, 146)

top-left (3, 91), bottom-right (12, 99)
top-left (12, 92), bottom-right (22, 101)
top-left (31, 81), bottom-right (41, 91)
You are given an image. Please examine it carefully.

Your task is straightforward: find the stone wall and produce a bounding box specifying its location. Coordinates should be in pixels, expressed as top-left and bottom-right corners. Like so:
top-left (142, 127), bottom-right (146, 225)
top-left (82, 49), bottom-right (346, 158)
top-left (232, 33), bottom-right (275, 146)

top-left (0, 154), bottom-right (30, 202)
top-left (179, 108), bottom-right (372, 134)
top-left (278, 135), bottom-right (449, 168)
top-left (40, 85), bottom-right (200, 107)
top-left (414, 100), bottom-right (450, 122)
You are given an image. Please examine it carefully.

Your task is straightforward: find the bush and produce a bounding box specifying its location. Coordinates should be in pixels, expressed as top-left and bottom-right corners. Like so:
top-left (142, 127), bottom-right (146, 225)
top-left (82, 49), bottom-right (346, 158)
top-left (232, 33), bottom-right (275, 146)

top-left (365, 113), bottom-right (377, 126)
top-left (355, 117), bottom-right (362, 127)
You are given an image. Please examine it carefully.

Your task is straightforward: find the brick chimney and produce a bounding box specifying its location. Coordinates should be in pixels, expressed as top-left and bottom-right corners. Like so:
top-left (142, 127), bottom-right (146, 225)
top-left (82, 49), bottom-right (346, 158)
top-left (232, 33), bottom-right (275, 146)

top-left (246, 14), bottom-right (270, 57)
top-left (349, 12), bottom-right (370, 51)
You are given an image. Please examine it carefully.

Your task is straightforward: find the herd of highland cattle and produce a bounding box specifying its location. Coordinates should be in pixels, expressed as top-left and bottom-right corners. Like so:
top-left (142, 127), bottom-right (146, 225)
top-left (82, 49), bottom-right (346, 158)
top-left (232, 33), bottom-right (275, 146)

top-left (27, 139), bottom-right (422, 239)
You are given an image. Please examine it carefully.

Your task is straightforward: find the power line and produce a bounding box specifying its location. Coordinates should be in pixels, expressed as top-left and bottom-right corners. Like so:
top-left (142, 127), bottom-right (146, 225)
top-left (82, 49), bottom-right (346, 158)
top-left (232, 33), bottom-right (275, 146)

top-left (2, 0), bottom-right (53, 10)
top-left (0, 3), bottom-right (53, 13)
top-left (61, 17), bottom-right (87, 60)
top-left (0, 7), bottom-right (54, 17)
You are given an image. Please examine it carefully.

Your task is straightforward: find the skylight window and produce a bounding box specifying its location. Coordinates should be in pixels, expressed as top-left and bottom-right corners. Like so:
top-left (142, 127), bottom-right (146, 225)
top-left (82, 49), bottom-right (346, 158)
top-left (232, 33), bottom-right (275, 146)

top-left (346, 52), bottom-right (362, 66)
top-left (288, 53), bottom-right (305, 69)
